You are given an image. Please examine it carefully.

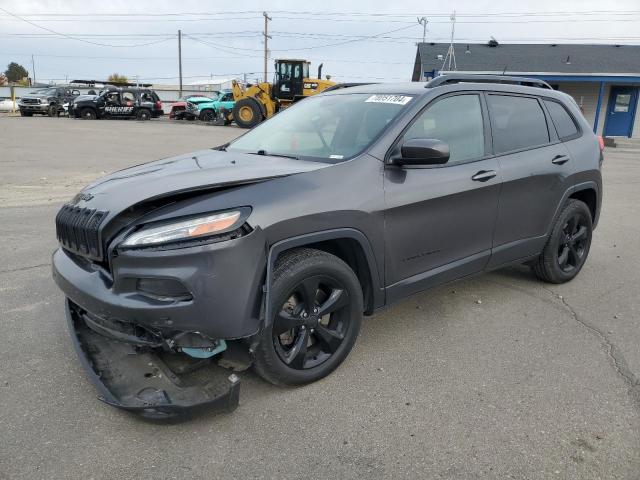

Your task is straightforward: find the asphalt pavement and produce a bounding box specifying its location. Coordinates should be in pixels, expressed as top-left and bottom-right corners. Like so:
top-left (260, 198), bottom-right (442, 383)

top-left (0, 116), bottom-right (638, 479)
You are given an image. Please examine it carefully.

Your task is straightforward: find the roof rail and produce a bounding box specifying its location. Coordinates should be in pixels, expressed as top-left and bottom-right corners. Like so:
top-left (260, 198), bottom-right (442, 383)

top-left (426, 74), bottom-right (553, 90)
top-left (323, 82), bottom-right (376, 92)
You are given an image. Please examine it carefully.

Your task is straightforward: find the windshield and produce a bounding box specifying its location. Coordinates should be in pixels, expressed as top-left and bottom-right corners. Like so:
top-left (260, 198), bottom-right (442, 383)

top-left (227, 93), bottom-right (414, 162)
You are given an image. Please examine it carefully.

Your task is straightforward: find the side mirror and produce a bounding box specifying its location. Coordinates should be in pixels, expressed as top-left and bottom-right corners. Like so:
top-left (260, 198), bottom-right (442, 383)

top-left (397, 138), bottom-right (450, 166)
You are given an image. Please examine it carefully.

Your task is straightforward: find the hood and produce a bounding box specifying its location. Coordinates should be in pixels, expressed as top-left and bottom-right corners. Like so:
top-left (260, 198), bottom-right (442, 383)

top-left (22, 91), bottom-right (50, 99)
top-left (71, 148), bottom-right (331, 221)
top-left (73, 94), bottom-right (98, 103)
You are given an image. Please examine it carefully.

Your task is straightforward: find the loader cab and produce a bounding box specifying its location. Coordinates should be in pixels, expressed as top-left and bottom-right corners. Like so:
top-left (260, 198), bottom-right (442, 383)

top-left (273, 59), bottom-right (310, 101)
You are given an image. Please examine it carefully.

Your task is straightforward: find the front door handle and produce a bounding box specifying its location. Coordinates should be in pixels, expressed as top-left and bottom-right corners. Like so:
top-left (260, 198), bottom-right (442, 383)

top-left (471, 170), bottom-right (497, 182)
top-left (552, 154), bottom-right (570, 165)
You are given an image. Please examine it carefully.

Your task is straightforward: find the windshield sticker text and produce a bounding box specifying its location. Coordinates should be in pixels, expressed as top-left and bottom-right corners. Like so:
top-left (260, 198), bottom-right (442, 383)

top-left (365, 95), bottom-right (412, 105)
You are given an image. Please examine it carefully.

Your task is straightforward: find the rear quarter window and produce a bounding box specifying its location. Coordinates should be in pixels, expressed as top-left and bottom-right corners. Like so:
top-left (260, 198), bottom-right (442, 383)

top-left (543, 99), bottom-right (580, 140)
top-left (487, 94), bottom-right (550, 154)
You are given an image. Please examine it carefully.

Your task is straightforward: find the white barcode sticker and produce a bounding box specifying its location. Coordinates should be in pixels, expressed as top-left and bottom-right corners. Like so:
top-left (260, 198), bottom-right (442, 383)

top-left (365, 94), bottom-right (412, 105)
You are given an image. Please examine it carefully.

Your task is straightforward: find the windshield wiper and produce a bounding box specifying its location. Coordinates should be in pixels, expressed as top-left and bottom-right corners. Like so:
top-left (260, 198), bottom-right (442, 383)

top-left (252, 150), bottom-right (299, 160)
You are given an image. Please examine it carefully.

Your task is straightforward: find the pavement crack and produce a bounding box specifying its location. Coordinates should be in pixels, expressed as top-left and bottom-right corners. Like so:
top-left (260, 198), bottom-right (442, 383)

top-left (542, 286), bottom-right (640, 408)
top-left (0, 263), bottom-right (51, 275)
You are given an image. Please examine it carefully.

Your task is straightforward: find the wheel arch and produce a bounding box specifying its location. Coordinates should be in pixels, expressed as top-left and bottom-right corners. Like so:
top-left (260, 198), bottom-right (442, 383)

top-left (547, 181), bottom-right (600, 235)
top-left (265, 229), bottom-right (384, 325)
top-left (569, 183), bottom-right (598, 226)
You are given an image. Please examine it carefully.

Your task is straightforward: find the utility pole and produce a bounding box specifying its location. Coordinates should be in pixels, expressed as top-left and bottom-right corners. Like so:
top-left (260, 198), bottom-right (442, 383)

top-left (262, 12), bottom-right (272, 83)
top-left (178, 30), bottom-right (183, 96)
top-left (31, 54), bottom-right (36, 85)
top-left (417, 17), bottom-right (428, 44)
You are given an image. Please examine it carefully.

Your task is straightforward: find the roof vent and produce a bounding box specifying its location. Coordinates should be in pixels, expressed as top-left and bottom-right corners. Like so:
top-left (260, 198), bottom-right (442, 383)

top-left (465, 44), bottom-right (471, 54)
top-left (487, 37), bottom-right (499, 47)
top-left (436, 54), bottom-right (444, 60)
top-left (565, 55), bottom-right (571, 65)
top-left (551, 44), bottom-right (557, 47)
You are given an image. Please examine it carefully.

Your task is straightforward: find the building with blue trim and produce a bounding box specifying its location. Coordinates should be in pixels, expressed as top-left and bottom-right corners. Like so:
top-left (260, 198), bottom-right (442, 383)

top-left (412, 42), bottom-right (640, 138)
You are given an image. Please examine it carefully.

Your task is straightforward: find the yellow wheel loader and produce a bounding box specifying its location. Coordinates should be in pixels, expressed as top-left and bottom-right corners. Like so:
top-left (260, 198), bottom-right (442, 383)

top-left (230, 59), bottom-right (336, 128)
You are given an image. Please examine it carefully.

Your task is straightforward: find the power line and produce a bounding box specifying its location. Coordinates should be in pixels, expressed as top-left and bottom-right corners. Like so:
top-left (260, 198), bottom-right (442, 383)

top-left (0, 6), bottom-right (175, 47)
top-left (5, 9), bottom-right (640, 17)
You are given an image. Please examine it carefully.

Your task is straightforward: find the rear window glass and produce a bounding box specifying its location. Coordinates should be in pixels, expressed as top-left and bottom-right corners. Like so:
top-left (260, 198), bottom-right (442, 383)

top-left (487, 95), bottom-right (550, 154)
top-left (544, 100), bottom-right (579, 140)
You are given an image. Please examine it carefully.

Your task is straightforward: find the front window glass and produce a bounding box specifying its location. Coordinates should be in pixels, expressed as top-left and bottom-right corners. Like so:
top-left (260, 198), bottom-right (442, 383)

top-left (404, 94), bottom-right (485, 164)
top-left (227, 93), bottom-right (414, 162)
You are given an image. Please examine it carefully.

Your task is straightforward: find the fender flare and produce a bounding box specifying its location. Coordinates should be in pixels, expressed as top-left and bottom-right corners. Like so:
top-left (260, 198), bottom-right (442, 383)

top-left (546, 180), bottom-right (600, 235)
top-left (263, 228), bottom-right (384, 327)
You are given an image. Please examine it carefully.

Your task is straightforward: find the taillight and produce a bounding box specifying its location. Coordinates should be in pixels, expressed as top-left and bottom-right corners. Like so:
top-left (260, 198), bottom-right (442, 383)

top-left (155, 100), bottom-right (162, 109)
top-left (597, 136), bottom-right (605, 151)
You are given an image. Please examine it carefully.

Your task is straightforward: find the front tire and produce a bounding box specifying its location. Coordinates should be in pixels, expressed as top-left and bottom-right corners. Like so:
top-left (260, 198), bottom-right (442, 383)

top-left (199, 109), bottom-right (216, 122)
top-left (233, 98), bottom-right (263, 129)
top-left (534, 199), bottom-right (593, 284)
top-left (253, 248), bottom-right (363, 386)
top-left (80, 108), bottom-right (96, 120)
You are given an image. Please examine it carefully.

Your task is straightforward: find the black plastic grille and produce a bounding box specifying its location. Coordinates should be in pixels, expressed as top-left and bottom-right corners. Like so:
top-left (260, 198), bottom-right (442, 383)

top-left (55, 205), bottom-right (107, 260)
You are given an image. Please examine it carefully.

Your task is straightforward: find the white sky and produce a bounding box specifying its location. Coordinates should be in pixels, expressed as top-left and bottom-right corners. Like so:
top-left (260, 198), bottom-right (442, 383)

top-left (2, 0), bottom-right (640, 84)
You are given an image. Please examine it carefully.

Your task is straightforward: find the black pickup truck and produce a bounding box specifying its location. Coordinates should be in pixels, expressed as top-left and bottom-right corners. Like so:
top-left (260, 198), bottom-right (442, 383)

top-left (70, 86), bottom-right (164, 120)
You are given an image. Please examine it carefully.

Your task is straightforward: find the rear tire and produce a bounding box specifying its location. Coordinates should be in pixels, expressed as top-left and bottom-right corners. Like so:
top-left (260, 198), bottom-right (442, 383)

top-left (80, 108), bottom-right (96, 120)
top-left (253, 248), bottom-right (363, 386)
top-left (136, 109), bottom-right (151, 121)
top-left (534, 199), bottom-right (593, 284)
top-left (233, 98), bottom-right (263, 129)
top-left (20, 110), bottom-right (32, 117)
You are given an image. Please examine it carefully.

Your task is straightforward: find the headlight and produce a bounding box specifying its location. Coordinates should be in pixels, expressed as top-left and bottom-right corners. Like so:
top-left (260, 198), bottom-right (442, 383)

top-left (121, 210), bottom-right (245, 247)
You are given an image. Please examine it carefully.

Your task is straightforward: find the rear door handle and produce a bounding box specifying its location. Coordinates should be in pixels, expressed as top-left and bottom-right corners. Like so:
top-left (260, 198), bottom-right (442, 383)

top-left (552, 154), bottom-right (570, 165)
top-left (471, 170), bottom-right (497, 182)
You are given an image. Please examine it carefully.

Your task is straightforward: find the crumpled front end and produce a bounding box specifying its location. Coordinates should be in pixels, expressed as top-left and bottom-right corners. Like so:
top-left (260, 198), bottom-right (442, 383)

top-left (65, 300), bottom-right (241, 419)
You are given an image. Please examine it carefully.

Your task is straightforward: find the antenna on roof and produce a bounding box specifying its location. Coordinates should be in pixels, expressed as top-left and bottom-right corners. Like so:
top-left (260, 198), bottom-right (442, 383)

top-left (442, 10), bottom-right (457, 71)
top-left (417, 17), bottom-right (428, 44)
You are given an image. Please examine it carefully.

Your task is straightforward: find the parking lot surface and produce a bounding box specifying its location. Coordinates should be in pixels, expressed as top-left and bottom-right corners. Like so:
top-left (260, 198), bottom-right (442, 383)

top-left (1, 117), bottom-right (639, 479)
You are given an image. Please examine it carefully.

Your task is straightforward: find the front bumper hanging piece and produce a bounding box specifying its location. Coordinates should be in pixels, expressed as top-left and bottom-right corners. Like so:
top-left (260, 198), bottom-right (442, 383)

top-left (65, 300), bottom-right (240, 419)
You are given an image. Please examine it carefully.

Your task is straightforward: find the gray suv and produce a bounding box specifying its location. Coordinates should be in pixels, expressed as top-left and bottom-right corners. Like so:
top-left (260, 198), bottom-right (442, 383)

top-left (52, 75), bottom-right (603, 417)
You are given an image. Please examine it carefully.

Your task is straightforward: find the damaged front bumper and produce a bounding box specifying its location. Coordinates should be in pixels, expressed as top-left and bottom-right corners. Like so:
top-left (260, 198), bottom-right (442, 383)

top-left (65, 300), bottom-right (240, 419)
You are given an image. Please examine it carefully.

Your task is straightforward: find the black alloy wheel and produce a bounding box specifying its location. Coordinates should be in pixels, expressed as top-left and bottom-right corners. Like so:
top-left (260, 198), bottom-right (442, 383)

top-left (253, 248), bottom-right (363, 386)
top-left (534, 199), bottom-right (592, 283)
top-left (556, 214), bottom-right (589, 273)
top-left (273, 275), bottom-right (351, 370)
